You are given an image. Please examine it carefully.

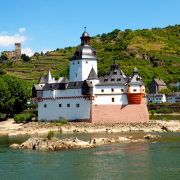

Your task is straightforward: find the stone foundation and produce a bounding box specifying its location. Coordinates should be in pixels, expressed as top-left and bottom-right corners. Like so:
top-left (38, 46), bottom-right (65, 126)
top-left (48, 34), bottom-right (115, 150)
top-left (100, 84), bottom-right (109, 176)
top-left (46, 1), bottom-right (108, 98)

top-left (91, 97), bottom-right (149, 123)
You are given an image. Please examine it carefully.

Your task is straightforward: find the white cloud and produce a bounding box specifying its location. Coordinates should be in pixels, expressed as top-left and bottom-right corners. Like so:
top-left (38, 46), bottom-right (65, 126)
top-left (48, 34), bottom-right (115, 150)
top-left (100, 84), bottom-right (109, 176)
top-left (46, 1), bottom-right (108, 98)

top-left (41, 49), bottom-right (51, 54)
top-left (0, 34), bottom-right (26, 46)
top-left (21, 48), bottom-right (34, 57)
top-left (19, 28), bottom-right (26, 32)
top-left (0, 31), bottom-right (8, 35)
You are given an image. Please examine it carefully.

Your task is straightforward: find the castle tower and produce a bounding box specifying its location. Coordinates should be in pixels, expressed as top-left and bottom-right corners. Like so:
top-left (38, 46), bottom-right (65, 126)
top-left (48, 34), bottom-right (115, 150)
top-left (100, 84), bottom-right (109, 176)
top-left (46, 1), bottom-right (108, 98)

top-left (15, 43), bottom-right (21, 60)
top-left (69, 27), bottom-right (98, 82)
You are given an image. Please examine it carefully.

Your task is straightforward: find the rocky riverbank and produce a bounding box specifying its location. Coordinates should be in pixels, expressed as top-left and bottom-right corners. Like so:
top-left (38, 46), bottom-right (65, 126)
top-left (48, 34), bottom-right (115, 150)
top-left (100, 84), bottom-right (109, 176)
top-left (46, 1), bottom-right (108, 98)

top-left (1, 120), bottom-right (180, 136)
top-left (10, 135), bottom-right (154, 151)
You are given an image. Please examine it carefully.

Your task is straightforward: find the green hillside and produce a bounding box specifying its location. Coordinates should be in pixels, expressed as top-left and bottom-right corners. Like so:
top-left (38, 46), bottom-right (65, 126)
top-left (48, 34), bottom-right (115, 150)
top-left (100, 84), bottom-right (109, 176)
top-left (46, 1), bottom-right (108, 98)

top-left (1, 24), bottom-right (180, 92)
top-left (0, 54), bottom-right (71, 88)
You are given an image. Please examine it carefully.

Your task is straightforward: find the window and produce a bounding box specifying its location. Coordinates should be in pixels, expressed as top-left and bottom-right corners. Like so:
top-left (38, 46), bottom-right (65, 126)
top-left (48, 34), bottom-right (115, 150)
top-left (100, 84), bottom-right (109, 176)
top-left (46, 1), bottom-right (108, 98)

top-left (111, 78), bottom-right (115, 82)
top-left (76, 104), bottom-right (80, 107)
top-left (44, 104), bottom-right (47, 108)
top-left (101, 89), bottom-right (104, 93)
top-left (73, 63), bottom-right (74, 65)
top-left (67, 104), bottom-right (70, 107)
top-left (112, 98), bottom-right (115, 102)
top-left (121, 89), bottom-right (124, 92)
top-left (78, 62), bottom-right (79, 64)
top-left (59, 104), bottom-right (62, 107)
top-left (86, 61), bottom-right (88, 64)
top-left (133, 89), bottom-right (137, 92)
top-left (142, 89), bottom-right (145, 92)
top-left (111, 88), bottom-right (114, 92)
top-left (113, 72), bottom-right (117, 75)
top-left (90, 81), bottom-right (92, 84)
top-left (117, 78), bottom-right (121, 81)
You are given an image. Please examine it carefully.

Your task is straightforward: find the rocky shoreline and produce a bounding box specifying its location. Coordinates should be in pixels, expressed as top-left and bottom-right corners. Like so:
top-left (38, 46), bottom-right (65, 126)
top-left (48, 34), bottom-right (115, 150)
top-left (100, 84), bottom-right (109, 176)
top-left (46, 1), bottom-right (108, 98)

top-left (1, 120), bottom-right (180, 136)
top-left (10, 134), bottom-right (161, 151)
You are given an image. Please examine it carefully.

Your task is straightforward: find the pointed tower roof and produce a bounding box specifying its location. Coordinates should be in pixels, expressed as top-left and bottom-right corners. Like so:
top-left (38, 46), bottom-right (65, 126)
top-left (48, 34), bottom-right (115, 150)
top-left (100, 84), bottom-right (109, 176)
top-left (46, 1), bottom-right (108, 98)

top-left (133, 67), bottom-right (138, 76)
top-left (38, 73), bottom-right (47, 84)
top-left (110, 59), bottom-right (119, 70)
top-left (61, 76), bottom-right (69, 83)
top-left (46, 70), bottom-right (52, 83)
top-left (87, 67), bottom-right (99, 80)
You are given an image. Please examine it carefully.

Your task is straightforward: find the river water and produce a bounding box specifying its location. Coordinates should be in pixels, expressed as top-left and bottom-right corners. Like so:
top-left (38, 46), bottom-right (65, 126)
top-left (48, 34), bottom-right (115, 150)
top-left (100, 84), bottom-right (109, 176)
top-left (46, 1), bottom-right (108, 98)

top-left (149, 115), bottom-right (180, 120)
top-left (0, 132), bottom-right (180, 180)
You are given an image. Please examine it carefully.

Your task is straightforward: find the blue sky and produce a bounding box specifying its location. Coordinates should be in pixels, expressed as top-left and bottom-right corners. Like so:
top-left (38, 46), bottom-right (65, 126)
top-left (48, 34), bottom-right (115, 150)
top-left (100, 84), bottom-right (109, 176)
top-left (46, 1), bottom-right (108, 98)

top-left (0, 0), bottom-right (179, 56)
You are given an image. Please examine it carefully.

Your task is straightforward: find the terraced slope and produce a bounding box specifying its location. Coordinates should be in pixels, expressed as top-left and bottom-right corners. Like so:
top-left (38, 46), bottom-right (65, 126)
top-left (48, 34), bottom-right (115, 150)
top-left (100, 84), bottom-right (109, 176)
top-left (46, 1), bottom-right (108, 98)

top-left (4, 54), bottom-right (72, 87)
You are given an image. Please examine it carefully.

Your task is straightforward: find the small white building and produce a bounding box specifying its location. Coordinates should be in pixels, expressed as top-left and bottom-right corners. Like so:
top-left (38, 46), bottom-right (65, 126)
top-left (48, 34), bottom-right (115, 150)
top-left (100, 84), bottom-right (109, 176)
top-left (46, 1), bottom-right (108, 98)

top-left (168, 92), bottom-right (180, 103)
top-left (146, 93), bottom-right (166, 103)
top-left (32, 28), bottom-right (149, 123)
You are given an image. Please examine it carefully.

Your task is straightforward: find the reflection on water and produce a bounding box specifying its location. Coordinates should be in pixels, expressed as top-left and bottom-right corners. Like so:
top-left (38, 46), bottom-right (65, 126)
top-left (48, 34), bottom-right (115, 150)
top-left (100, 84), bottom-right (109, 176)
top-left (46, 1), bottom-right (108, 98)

top-left (150, 115), bottom-right (180, 120)
top-left (0, 132), bottom-right (180, 180)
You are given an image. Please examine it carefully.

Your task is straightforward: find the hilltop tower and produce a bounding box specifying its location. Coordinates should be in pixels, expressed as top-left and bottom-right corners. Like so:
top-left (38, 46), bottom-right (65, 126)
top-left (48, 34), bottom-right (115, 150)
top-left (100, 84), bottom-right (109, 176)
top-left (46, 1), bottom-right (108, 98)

top-left (15, 43), bottom-right (21, 60)
top-left (69, 27), bottom-right (98, 82)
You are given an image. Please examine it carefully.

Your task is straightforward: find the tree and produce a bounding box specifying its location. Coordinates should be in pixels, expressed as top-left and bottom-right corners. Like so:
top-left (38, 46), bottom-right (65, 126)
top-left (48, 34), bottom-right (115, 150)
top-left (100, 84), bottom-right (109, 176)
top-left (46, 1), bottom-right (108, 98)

top-left (21, 54), bottom-right (30, 61)
top-left (153, 61), bottom-right (158, 67)
top-left (0, 75), bottom-right (31, 117)
top-left (41, 51), bottom-right (44, 56)
top-left (0, 79), bottom-right (11, 115)
top-left (169, 86), bottom-right (178, 92)
top-left (158, 88), bottom-right (171, 97)
top-left (34, 52), bottom-right (40, 59)
top-left (0, 53), bottom-right (8, 60)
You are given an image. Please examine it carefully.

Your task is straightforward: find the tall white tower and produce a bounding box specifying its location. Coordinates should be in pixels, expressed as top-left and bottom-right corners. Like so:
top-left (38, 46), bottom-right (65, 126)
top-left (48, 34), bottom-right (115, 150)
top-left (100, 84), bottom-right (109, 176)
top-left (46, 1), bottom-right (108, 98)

top-left (69, 27), bottom-right (98, 82)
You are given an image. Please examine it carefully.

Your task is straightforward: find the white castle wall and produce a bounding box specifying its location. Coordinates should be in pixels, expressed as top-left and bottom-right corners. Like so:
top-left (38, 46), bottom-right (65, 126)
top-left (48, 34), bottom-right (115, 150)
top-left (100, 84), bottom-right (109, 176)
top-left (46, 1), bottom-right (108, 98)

top-left (38, 98), bottom-right (91, 121)
top-left (94, 85), bottom-right (127, 94)
top-left (93, 85), bottom-right (128, 105)
top-left (129, 85), bottom-right (145, 93)
top-left (38, 88), bottom-right (91, 120)
top-left (93, 94), bottom-right (128, 105)
top-left (70, 59), bottom-right (97, 82)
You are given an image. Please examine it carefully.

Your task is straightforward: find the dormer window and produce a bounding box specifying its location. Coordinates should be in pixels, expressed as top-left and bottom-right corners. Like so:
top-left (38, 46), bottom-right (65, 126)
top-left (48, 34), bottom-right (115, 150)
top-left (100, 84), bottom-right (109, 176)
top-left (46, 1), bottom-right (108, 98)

top-left (113, 72), bottom-right (117, 75)
top-left (117, 78), bottom-right (121, 81)
top-left (104, 78), bottom-right (108, 82)
top-left (111, 78), bottom-right (115, 82)
top-left (107, 73), bottom-right (110, 75)
top-left (93, 51), bottom-right (96, 56)
top-left (74, 82), bottom-right (78, 86)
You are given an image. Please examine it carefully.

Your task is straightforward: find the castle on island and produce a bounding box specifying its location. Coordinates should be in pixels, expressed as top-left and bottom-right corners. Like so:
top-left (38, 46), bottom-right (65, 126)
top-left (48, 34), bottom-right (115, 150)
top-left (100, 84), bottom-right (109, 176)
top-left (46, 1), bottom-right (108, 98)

top-left (32, 28), bottom-right (149, 123)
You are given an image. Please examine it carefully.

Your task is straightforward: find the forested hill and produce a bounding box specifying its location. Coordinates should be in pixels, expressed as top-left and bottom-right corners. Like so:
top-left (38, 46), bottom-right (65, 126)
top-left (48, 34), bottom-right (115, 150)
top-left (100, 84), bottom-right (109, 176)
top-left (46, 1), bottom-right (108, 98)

top-left (57, 24), bottom-right (180, 92)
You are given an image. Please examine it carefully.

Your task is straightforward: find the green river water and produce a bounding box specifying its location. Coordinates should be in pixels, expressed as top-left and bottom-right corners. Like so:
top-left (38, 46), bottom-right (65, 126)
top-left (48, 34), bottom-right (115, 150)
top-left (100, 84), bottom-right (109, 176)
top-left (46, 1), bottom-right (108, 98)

top-left (0, 132), bottom-right (180, 180)
top-left (149, 115), bottom-right (180, 121)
